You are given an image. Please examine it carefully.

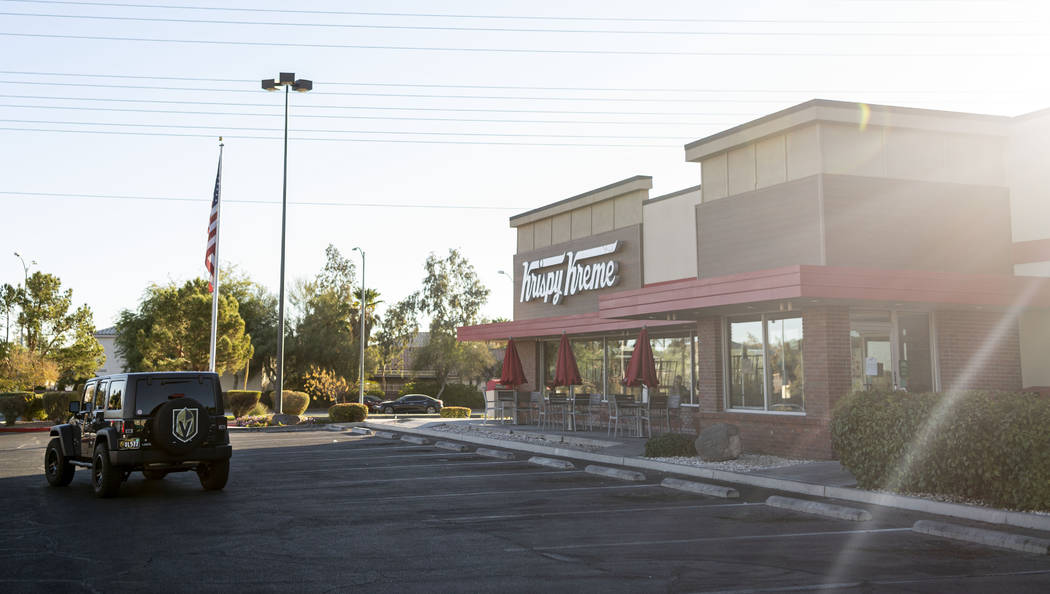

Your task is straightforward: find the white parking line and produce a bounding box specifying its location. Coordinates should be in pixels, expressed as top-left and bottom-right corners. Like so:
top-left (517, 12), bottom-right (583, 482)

top-left (429, 502), bottom-right (762, 523)
top-left (263, 470), bottom-right (583, 486)
top-left (277, 460), bottom-right (522, 474)
top-left (702, 568), bottom-right (1050, 593)
top-left (504, 527), bottom-right (912, 552)
top-left (233, 444), bottom-right (436, 457)
top-left (234, 452), bottom-right (478, 465)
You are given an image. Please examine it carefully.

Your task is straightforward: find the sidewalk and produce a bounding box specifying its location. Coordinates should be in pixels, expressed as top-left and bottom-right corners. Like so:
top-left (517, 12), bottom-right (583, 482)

top-left (359, 417), bottom-right (1050, 533)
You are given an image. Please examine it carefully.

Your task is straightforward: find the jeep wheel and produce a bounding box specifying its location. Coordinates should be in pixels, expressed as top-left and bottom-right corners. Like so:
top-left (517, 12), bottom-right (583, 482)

top-left (142, 469), bottom-right (167, 480)
top-left (426, 406), bottom-right (437, 414)
top-left (383, 406), bottom-right (394, 414)
top-left (44, 438), bottom-right (75, 487)
top-left (197, 459), bottom-right (229, 491)
top-left (92, 443), bottom-right (121, 498)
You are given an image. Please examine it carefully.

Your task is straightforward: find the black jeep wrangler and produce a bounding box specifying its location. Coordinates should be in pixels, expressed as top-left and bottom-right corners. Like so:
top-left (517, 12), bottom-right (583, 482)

top-left (45, 371), bottom-right (232, 498)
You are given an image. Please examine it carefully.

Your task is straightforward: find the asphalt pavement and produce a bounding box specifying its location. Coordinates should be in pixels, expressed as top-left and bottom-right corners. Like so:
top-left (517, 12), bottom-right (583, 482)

top-left (2, 430), bottom-right (1050, 593)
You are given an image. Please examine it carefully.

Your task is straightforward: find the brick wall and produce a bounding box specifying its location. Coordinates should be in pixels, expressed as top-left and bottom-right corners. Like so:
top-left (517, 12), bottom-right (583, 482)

top-left (802, 306), bottom-right (852, 419)
top-left (936, 310), bottom-right (1023, 391)
top-left (698, 412), bottom-right (834, 459)
top-left (696, 317), bottom-right (724, 412)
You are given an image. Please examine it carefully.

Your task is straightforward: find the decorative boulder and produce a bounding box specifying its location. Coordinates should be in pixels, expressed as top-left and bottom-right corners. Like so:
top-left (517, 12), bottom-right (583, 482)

top-left (694, 423), bottom-right (742, 461)
top-left (271, 413), bottom-right (305, 426)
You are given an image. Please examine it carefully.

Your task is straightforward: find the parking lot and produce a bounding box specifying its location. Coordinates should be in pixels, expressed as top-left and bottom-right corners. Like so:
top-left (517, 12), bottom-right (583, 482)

top-left (2, 429), bottom-right (1050, 592)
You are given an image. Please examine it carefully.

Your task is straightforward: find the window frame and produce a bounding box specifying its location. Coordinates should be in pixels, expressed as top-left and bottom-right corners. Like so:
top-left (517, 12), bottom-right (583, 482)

top-left (722, 313), bottom-right (806, 415)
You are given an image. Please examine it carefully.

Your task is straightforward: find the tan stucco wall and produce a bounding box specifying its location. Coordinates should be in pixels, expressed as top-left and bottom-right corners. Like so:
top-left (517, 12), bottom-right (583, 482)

top-left (1009, 111), bottom-right (1050, 243)
top-left (643, 188), bottom-right (701, 284)
top-left (1019, 309), bottom-right (1050, 388)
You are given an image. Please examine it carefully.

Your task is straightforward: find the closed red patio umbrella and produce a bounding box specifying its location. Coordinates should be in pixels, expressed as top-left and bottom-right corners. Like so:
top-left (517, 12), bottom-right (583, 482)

top-left (622, 326), bottom-right (660, 389)
top-left (499, 337), bottom-right (528, 388)
top-left (550, 332), bottom-right (582, 388)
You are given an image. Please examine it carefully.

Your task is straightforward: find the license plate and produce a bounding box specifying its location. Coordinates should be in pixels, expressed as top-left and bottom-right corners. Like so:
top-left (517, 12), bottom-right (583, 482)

top-left (120, 438), bottom-right (141, 450)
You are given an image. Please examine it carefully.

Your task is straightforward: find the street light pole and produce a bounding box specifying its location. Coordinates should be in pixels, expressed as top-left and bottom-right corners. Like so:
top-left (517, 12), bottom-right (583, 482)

top-left (262, 72), bottom-right (312, 415)
top-left (12, 252), bottom-right (35, 346)
top-left (353, 247), bottom-right (366, 405)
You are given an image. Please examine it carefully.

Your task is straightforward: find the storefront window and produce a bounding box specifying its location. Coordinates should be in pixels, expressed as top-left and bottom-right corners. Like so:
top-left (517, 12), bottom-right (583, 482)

top-left (652, 337), bottom-right (693, 405)
top-left (607, 338), bottom-right (642, 400)
top-left (573, 339), bottom-right (604, 395)
top-left (727, 315), bottom-right (803, 411)
top-left (850, 310), bottom-right (934, 393)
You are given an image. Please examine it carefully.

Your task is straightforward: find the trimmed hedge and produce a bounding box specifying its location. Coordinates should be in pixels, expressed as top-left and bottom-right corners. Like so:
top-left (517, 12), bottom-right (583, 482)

top-left (281, 390), bottom-right (310, 415)
top-left (399, 380), bottom-right (484, 410)
top-left (0, 392), bottom-right (33, 425)
top-left (329, 402), bottom-right (368, 422)
top-left (644, 432), bottom-right (697, 458)
top-left (439, 406), bottom-right (471, 418)
top-left (228, 390), bottom-right (262, 418)
top-left (831, 389), bottom-right (1050, 511)
top-left (42, 391), bottom-right (79, 423)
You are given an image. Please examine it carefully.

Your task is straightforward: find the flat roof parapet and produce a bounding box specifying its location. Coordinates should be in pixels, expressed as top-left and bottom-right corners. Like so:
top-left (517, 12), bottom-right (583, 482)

top-left (509, 175), bottom-right (652, 228)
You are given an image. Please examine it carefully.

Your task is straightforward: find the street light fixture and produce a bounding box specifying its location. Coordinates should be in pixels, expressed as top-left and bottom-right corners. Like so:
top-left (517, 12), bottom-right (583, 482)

top-left (261, 72), bottom-right (312, 414)
top-left (13, 252), bottom-right (35, 346)
top-left (497, 269), bottom-right (513, 283)
top-left (352, 247), bottom-right (366, 405)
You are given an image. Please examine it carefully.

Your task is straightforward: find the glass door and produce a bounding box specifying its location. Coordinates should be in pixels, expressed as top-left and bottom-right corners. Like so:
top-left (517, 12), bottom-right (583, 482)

top-left (850, 310), bottom-right (934, 393)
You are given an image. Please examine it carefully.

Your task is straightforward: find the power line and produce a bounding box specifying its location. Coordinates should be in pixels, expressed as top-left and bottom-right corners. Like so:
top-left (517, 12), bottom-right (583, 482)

top-left (0, 94), bottom-right (758, 116)
top-left (0, 103), bottom-right (732, 126)
top-left (4, 32), bottom-right (1044, 57)
top-left (2, 0), bottom-right (1030, 25)
top-left (2, 10), bottom-right (1040, 37)
top-left (0, 126), bottom-right (675, 148)
top-left (0, 190), bottom-right (528, 210)
top-left (0, 118), bottom-right (698, 140)
top-left (2, 79), bottom-right (811, 103)
top-left (2, 70), bottom-right (1037, 95)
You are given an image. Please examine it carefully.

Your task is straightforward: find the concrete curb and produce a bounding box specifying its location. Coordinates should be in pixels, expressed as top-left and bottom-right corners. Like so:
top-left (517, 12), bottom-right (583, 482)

top-left (361, 421), bottom-right (1050, 532)
top-left (373, 431), bottom-right (400, 440)
top-left (528, 456), bottom-right (576, 470)
top-left (476, 448), bottom-right (517, 460)
top-left (766, 495), bottom-right (871, 521)
top-left (913, 520), bottom-right (1050, 555)
top-left (661, 477), bottom-right (739, 498)
top-left (585, 465), bottom-right (646, 481)
top-left (349, 427), bottom-right (373, 436)
top-left (435, 441), bottom-right (471, 452)
top-left (400, 435), bottom-right (431, 445)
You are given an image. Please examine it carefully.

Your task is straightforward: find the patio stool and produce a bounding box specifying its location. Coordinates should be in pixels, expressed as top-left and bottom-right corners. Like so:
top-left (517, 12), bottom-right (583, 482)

top-left (495, 392), bottom-right (517, 424)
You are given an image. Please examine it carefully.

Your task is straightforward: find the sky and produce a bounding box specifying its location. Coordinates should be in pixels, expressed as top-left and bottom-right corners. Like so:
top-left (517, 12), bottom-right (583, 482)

top-left (3, 0), bottom-right (1050, 333)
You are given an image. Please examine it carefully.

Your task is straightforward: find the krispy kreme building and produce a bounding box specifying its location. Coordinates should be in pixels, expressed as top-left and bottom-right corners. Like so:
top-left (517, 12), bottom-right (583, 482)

top-left (459, 99), bottom-right (1050, 459)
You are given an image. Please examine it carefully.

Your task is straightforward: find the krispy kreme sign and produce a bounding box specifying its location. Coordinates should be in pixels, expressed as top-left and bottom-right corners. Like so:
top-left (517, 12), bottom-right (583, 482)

top-left (519, 241), bottom-right (620, 305)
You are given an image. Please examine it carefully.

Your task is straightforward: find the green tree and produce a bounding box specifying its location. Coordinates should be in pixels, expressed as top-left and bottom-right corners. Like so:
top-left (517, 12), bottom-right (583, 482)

top-left (15, 271), bottom-right (104, 385)
top-left (371, 297), bottom-right (419, 393)
top-left (222, 266), bottom-right (278, 386)
top-left (411, 249), bottom-right (492, 398)
top-left (0, 345), bottom-right (59, 391)
top-left (115, 278), bottom-right (252, 375)
top-left (1, 283), bottom-right (17, 345)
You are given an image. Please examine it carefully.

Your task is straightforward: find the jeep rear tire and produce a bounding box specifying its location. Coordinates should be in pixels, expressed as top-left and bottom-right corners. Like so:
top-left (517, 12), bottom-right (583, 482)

top-left (150, 397), bottom-right (209, 455)
top-left (44, 438), bottom-right (75, 487)
top-left (92, 443), bottom-right (121, 498)
top-left (197, 459), bottom-right (229, 491)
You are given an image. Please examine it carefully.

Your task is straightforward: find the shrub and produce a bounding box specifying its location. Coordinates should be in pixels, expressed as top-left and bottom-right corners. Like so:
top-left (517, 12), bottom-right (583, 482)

top-left (281, 390), bottom-right (310, 415)
top-left (439, 406), bottom-right (471, 418)
top-left (831, 389), bottom-right (1050, 511)
top-left (260, 390), bottom-right (274, 411)
top-left (399, 379), bottom-right (440, 397)
top-left (366, 389), bottom-right (385, 398)
top-left (246, 402), bottom-right (269, 417)
top-left (24, 393), bottom-right (45, 421)
top-left (644, 432), bottom-right (697, 458)
top-left (42, 391), bottom-right (79, 422)
top-left (228, 390), bottom-right (262, 418)
top-left (328, 402), bottom-right (368, 422)
top-left (0, 392), bottom-right (33, 426)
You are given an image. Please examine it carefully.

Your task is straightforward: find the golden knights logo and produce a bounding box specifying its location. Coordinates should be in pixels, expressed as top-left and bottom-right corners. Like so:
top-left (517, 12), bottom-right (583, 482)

top-left (172, 407), bottom-right (199, 443)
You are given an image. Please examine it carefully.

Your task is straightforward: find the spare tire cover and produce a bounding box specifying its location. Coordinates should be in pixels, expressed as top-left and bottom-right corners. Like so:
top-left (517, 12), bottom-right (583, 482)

top-left (151, 398), bottom-right (209, 454)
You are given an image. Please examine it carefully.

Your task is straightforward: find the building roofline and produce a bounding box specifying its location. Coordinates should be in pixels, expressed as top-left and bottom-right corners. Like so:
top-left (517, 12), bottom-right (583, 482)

top-left (509, 175), bottom-right (652, 228)
top-left (644, 185), bottom-right (701, 206)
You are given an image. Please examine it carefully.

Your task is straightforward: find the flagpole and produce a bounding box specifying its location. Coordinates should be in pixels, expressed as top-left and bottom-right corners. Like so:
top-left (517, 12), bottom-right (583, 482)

top-left (208, 137), bottom-right (224, 373)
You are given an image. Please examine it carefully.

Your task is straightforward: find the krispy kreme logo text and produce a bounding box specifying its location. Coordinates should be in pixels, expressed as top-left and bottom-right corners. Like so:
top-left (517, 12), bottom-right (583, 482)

top-left (519, 241), bottom-right (620, 305)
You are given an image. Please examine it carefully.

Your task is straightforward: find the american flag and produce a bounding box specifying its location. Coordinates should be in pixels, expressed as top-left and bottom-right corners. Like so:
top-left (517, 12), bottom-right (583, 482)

top-left (205, 146), bottom-right (222, 293)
